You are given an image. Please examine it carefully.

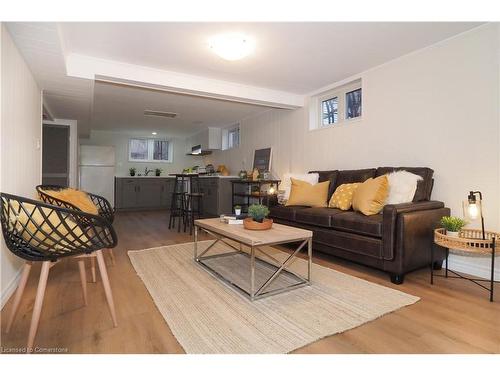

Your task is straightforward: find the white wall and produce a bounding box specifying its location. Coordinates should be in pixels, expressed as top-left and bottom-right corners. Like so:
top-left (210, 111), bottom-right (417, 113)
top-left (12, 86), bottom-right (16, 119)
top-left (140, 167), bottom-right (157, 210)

top-left (206, 24), bottom-right (500, 280)
top-left (1, 24), bottom-right (43, 307)
top-left (80, 130), bottom-right (195, 176)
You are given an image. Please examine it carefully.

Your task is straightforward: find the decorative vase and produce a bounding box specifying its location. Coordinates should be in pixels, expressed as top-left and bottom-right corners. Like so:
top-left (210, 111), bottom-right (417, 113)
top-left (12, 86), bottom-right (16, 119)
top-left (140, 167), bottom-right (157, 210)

top-left (239, 170), bottom-right (247, 179)
top-left (446, 230), bottom-right (459, 237)
top-left (235, 208), bottom-right (241, 215)
top-left (243, 218), bottom-right (273, 231)
top-left (252, 168), bottom-right (260, 181)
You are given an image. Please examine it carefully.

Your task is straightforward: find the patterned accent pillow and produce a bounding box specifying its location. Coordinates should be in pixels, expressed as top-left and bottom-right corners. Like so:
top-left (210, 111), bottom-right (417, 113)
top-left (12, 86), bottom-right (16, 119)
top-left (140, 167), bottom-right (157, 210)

top-left (328, 183), bottom-right (361, 210)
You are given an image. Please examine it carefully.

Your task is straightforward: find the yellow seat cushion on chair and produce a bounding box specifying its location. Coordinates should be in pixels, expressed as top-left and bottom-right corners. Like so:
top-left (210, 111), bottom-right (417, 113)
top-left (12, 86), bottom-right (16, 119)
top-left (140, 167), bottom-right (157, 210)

top-left (8, 201), bottom-right (89, 252)
top-left (329, 183), bottom-right (361, 210)
top-left (41, 188), bottom-right (99, 215)
top-left (352, 175), bottom-right (389, 216)
top-left (285, 178), bottom-right (330, 207)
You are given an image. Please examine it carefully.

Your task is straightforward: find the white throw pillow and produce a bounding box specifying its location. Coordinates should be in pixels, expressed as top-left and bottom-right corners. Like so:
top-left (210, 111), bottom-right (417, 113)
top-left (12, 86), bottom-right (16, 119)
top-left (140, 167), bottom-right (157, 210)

top-left (385, 171), bottom-right (423, 205)
top-left (280, 173), bottom-right (319, 200)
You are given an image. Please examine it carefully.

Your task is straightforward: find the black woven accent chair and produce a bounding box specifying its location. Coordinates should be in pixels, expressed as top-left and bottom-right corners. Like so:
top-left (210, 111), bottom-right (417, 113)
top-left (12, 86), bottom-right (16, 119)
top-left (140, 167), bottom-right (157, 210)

top-left (36, 184), bottom-right (117, 279)
top-left (0, 192), bottom-right (118, 351)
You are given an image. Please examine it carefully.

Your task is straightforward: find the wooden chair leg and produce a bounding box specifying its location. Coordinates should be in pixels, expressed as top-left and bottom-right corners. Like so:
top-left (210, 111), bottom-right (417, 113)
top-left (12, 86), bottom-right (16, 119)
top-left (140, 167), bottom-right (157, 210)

top-left (6, 262), bottom-right (32, 333)
top-left (95, 250), bottom-right (118, 327)
top-left (107, 248), bottom-right (116, 266)
top-left (27, 261), bottom-right (51, 351)
top-left (77, 260), bottom-right (88, 306)
top-left (90, 256), bottom-right (97, 283)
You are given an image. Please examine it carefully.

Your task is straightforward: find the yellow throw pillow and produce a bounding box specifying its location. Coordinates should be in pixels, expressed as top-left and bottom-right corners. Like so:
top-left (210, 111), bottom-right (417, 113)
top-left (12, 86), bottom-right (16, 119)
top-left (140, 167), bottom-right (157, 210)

top-left (41, 188), bottom-right (99, 215)
top-left (8, 201), bottom-right (89, 251)
top-left (285, 178), bottom-right (330, 207)
top-left (352, 175), bottom-right (389, 215)
top-left (329, 183), bottom-right (361, 210)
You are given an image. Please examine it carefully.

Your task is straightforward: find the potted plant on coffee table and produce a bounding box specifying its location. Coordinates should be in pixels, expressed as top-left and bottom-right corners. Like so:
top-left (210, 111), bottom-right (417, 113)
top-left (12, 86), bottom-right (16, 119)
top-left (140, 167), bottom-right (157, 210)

top-left (234, 205), bottom-right (242, 215)
top-left (440, 216), bottom-right (467, 237)
top-left (244, 204), bottom-right (272, 230)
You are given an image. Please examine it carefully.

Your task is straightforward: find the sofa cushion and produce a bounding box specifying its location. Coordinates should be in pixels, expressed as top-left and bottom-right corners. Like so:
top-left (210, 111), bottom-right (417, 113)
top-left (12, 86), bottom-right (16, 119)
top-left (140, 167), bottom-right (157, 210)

top-left (375, 167), bottom-right (434, 202)
top-left (295, 207), bottom-right (344, 228)
top-left (286, 178), bottom-right (330, 207)
top-left (269, 205), bottom-right (308, 222)
top-left (352, 175), bottom-right (389, 216)
top-left (334, 168), bottom-right (377, 191)
top-left (308, 170), bottom-right (339, 200)
top-left (330, 211), bottom-right (383, 237)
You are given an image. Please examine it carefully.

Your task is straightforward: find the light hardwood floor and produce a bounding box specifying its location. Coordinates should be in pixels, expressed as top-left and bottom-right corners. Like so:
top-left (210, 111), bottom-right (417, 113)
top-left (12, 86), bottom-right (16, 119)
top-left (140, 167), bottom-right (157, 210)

top-left (1, 210), bottom-right (499, 353)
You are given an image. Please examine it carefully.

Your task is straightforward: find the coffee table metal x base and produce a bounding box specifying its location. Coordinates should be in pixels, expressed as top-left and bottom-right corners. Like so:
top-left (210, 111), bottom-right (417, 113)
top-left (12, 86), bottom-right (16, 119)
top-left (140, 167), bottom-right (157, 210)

top-left (194, 226), bottom-right (312, 301)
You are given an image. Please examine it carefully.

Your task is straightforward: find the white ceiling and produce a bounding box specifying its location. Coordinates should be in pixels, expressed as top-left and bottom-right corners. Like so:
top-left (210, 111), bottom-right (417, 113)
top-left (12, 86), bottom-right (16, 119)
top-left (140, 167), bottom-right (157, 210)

top-left (6, 22), bottom-right (483, 137)
top-left (92, 81), bottom-right (270, 136)
top-left (61, 22), bottom-right (483, 94)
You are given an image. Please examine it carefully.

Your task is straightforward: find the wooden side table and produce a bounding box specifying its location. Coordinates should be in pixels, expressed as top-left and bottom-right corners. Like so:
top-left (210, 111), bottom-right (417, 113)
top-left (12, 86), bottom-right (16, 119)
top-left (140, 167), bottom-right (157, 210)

top-left (432, 228), bottom-right (498, 302)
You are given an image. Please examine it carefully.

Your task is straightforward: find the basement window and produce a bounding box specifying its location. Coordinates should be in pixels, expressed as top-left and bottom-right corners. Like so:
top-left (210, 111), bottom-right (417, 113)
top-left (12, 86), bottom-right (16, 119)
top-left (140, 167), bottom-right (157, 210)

top-left (129, 138), bottom-right (173, 163)
top-left (222, 124), bottom-right (240, 150)
top-left (310, 79), bottom-right (362, 130)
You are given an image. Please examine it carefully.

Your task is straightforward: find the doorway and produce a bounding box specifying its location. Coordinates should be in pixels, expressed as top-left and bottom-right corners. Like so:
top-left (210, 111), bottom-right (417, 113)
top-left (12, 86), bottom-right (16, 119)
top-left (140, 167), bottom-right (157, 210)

top-left (42, 124), bottom-right (70, 187)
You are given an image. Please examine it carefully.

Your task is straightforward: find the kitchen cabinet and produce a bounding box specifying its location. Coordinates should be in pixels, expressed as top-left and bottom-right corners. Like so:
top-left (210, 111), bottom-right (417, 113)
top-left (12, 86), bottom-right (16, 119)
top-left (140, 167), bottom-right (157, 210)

top-left (198, 177), bottom-right (232, 217)
top-left (115, 177), bottom-right (174, 210)
top-left (186, 127), bottom-right (222, 152)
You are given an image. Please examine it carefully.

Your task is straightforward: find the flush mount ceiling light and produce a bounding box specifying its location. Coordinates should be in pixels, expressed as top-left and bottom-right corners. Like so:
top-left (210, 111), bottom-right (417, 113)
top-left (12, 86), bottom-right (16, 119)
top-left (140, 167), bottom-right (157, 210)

top-left (151, 132), bottom-right (157, 135)
top-left (208, 33), bottom-right (255, 61)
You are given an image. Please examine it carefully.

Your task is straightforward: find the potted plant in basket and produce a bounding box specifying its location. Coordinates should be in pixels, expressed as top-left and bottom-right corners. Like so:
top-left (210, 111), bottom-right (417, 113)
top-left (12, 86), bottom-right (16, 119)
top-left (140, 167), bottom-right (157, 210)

top-left (155, 168), bottom-right (162, 176)
top-left (129, 167), bottom-right (136, 176)
top-left (440, 216), bottom-right (467, 237)
top-left (234, 205), bottom-right (242, 215)
top-left (244, 204), bottom-right (272, 230)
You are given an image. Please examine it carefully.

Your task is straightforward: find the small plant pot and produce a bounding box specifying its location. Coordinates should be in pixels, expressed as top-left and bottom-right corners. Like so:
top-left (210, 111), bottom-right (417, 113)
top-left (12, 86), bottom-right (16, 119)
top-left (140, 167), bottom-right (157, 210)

top-left (446, 230), bottom-right (459, 237)
top-left (234, 208), bottom-right (241, 215)
top-left (130, 171), bottom-right (136, 176)
top-left (243, 218), bottom-right (273, 231)
top-left (155, 172), bottom-right (161, 176)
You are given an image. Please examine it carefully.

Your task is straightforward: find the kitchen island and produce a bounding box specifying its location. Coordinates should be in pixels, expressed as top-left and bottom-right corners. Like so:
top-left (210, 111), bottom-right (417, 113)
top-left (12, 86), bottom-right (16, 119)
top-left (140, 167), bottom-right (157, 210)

top-left (114, 175), bottom-right (237, 215)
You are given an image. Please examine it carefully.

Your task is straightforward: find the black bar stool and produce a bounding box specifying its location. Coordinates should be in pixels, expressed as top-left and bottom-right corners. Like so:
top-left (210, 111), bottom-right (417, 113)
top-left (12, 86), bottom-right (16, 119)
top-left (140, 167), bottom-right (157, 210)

top-left (168, 174), bottom-right (187, 232)
top-left (183, 175), bottom-right (204, 235)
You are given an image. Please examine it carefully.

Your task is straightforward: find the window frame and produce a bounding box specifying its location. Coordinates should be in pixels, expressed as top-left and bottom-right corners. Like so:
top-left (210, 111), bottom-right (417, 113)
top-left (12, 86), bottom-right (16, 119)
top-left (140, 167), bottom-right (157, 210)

top-left (222, 124), bottom-right (240, 151)
top-left (311, 80), bottom-right (362, 130)
top-left (128, 137), bottom-right (173, 163)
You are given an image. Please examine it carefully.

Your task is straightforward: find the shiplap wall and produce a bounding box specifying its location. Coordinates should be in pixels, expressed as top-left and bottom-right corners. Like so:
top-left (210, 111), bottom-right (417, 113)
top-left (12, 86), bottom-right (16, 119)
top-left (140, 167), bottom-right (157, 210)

top-left (206, 24), bottom-right (500, 280)
top-left (0, 24), bottom-right (43, 307)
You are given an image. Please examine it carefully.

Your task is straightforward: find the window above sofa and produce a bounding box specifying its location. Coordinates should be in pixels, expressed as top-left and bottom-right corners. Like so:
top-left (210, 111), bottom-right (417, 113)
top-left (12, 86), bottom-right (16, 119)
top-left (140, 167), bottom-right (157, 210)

top-left (310, 79), bottom-right (362, 130)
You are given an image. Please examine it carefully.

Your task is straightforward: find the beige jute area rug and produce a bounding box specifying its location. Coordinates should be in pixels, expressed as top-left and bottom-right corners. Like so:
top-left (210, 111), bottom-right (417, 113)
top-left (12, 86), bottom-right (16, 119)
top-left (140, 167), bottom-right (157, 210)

top-left (128, 240), bottom-right (419, 354)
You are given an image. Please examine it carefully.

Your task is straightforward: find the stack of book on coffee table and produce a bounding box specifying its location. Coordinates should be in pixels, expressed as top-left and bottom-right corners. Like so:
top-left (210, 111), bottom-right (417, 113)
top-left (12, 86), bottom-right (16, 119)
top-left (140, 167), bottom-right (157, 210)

top-left (221, 214), bottom-right (248, 225)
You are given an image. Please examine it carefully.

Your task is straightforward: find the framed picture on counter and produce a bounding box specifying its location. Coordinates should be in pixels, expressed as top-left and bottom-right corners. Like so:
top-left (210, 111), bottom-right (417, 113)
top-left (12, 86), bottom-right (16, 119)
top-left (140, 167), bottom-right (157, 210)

top-left (253, 147), bottom-right (272, 173)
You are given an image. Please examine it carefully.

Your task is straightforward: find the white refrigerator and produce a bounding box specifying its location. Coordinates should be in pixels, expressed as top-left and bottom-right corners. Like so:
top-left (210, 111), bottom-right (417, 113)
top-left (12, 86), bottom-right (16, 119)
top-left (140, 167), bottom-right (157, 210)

top-left (79, 145), bottom-right (116, 205)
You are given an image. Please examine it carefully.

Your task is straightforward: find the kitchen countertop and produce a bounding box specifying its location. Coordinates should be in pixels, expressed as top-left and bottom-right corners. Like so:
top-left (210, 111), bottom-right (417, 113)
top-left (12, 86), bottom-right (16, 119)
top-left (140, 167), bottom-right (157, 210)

top-left (115, 175), bottom-right (239, 178)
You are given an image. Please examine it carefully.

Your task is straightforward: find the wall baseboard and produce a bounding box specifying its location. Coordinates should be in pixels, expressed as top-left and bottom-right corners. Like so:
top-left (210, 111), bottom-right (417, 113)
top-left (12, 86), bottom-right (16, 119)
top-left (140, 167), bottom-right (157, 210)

top-left (448, 254), bottom-right (499, 282)
top-left (1, 267), bottom-right (22, 310)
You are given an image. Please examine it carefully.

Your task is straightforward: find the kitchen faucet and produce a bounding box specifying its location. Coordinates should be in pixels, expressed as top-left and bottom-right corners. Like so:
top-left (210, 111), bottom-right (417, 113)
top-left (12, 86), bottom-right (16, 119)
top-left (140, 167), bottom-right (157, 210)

top-left (144, 167), bottom-right (153, 176)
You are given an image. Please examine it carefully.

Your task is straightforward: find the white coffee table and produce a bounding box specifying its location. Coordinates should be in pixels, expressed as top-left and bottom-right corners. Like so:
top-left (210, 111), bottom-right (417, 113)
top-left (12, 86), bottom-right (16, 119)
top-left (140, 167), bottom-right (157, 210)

top-left (194, 218), bottom-right (313, 301)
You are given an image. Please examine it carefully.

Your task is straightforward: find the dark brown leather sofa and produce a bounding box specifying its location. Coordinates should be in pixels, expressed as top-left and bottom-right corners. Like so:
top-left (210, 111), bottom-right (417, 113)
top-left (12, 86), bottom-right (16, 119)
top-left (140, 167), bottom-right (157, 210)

top-left (269, 167), bottom-right (449, 284)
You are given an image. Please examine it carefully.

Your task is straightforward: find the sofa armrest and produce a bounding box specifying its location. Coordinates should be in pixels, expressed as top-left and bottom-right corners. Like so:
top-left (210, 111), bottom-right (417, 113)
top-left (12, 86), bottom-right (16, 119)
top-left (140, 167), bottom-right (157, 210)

top-left (383, 200), bottom-right (445, 216)
top-left (265, 195), bottom-right (280, 208)
top-left (382, 201), bottom-right (446, 261)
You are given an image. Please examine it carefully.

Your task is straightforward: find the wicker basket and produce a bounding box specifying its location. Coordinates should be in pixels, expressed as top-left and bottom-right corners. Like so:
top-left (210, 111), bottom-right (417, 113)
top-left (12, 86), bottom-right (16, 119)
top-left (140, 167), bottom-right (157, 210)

top-left (434, 228), bottom-right (499, 256)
